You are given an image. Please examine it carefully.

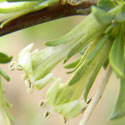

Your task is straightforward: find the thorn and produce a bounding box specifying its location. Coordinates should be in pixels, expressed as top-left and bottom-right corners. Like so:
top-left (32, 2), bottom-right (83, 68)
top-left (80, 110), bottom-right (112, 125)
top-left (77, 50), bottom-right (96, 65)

top-left (81, 98), bottom-right (92, 114)
top-left (87, 98), bottom-right (92, 104)
top-left (63, 117), bottom-right (67, 124)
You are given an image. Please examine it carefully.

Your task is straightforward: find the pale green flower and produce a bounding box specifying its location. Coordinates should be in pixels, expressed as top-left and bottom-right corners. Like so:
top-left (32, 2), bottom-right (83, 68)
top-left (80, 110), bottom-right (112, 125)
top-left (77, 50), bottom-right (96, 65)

top-left (11, 40), bottom-right (78, 92)
top-left (46, 79), bottom-right (87, 120)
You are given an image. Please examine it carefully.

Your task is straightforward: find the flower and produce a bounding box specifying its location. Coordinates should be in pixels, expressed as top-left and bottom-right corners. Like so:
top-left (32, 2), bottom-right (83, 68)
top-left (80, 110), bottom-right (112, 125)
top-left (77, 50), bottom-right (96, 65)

top-left (9, 6), bottom-right (113, 94)
top-left (46, 79), bottom-right (87, 120)
top-left (10, 39), bottom-right (79, 93)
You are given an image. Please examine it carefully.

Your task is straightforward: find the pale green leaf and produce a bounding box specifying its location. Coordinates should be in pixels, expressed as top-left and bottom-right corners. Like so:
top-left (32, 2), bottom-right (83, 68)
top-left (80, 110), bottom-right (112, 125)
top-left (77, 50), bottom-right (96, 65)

top-left (109, 25), bottom-right (124, 78)
top-left (0, 68), bottom-right (10, 81)
top-left (111, 77), bottom-right (125, 120)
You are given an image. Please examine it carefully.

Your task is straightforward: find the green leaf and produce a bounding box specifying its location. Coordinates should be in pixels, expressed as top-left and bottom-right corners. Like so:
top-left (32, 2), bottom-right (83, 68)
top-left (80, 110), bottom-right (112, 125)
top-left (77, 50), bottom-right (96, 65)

top-left (0, 68), bottom-right (10, 81)
top-left (68, 34), bottom-right (112, 90)
top-left (111, 77), bottom-right (125, 120)
top-left (115, 4), bottom-right (125, 22)
top-left (0, 1), bottom-right (40, 13)
top-left (115, 0), bottom-right (124, 5)
top-left (80, 44), bottom-right (90, 55)
top-left (0, 52), bottom-right (12, 64)
top-left (97, 0), bottom-right (116, 11)
top-left (109, 24), bottom-right (124, 78)
top-left (0, 77), bottom-right (13, 123)
top-left (83, 34), bottom-right (112, 101)
top-left (0, 0), bottom-right (39, 1)
top-left (64, 58), bottom-right (80, 69)
top-left (103, 59), bottom-right (109, 69)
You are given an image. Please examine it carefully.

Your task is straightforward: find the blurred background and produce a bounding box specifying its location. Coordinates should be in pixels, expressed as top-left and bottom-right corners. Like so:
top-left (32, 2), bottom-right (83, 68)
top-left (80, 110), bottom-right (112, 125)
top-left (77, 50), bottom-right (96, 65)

top-left (0, 15), bottom-right (125, 125)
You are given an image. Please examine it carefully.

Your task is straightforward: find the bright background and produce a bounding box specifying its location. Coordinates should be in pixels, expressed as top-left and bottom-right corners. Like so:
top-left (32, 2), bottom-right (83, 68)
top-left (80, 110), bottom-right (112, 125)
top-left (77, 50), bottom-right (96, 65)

top-left (0, 15), bottom-right (125, 125)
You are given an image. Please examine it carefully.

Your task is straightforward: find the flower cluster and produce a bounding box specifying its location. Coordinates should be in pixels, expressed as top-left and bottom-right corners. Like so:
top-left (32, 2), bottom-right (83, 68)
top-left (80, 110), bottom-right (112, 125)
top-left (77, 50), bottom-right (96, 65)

top-left (10, 0), bottom-right (125, 122)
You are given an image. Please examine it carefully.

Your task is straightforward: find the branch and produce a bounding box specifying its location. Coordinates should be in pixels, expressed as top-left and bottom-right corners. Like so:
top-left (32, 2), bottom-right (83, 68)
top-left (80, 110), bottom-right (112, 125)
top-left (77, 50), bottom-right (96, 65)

top-left (80, 66), bottom-right (112, 125)
top-left (0, 1), bottom-right (96, 37)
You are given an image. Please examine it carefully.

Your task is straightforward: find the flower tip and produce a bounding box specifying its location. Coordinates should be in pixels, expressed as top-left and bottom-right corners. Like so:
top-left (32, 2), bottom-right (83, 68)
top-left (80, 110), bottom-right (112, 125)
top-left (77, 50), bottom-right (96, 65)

top-left (21, 74), bottom-right (28, 80)
top-left (18, 43), bottom-right (34, 57)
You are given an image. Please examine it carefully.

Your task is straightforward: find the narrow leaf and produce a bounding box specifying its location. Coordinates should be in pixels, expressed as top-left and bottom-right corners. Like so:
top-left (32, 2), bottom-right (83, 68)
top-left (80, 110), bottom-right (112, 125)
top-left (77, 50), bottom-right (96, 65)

top-left (115, 0), bottom-right (124, 5)
top-left (0, 68), bottom-right (10, 81)
top-left (115, 4), bottom-right (125, 22)
top-left (64, 58), bottom-right (80, 69)
top-left (0, 52), bottom-right (12, 64)
top-left (97, 0), bottom-right (116, 11)
top-left (111, 77), bottom-right (125, 120)
top-left (0, 77), bottom-right (13, 123)
top-left (109, 25), bottom-right (124, 78)
top-left (68, 34), bottom-right (112, 90)
top-left (83, 34), bottom-right (112, 101)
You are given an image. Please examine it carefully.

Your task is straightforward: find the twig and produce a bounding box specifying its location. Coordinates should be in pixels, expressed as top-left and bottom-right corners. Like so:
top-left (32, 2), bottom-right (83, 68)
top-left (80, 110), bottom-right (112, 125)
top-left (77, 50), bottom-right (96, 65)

top-left (0, 1), bottom-right (96, 37)
top-left (79, 66), bottom-right (112, 125)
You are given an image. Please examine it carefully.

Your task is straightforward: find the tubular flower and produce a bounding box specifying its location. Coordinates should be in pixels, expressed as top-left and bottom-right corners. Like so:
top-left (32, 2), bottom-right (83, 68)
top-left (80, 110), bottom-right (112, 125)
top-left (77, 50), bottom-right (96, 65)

top-left (46, 79), bottom-right (87, 120)
top-left (10, 39), bottom-right (79, 92)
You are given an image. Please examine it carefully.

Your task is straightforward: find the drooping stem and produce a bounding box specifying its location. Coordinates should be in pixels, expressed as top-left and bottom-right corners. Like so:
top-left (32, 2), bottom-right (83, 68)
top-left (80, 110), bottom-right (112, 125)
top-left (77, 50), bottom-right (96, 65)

top-left (79, 66), bottom-right (112, 125)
